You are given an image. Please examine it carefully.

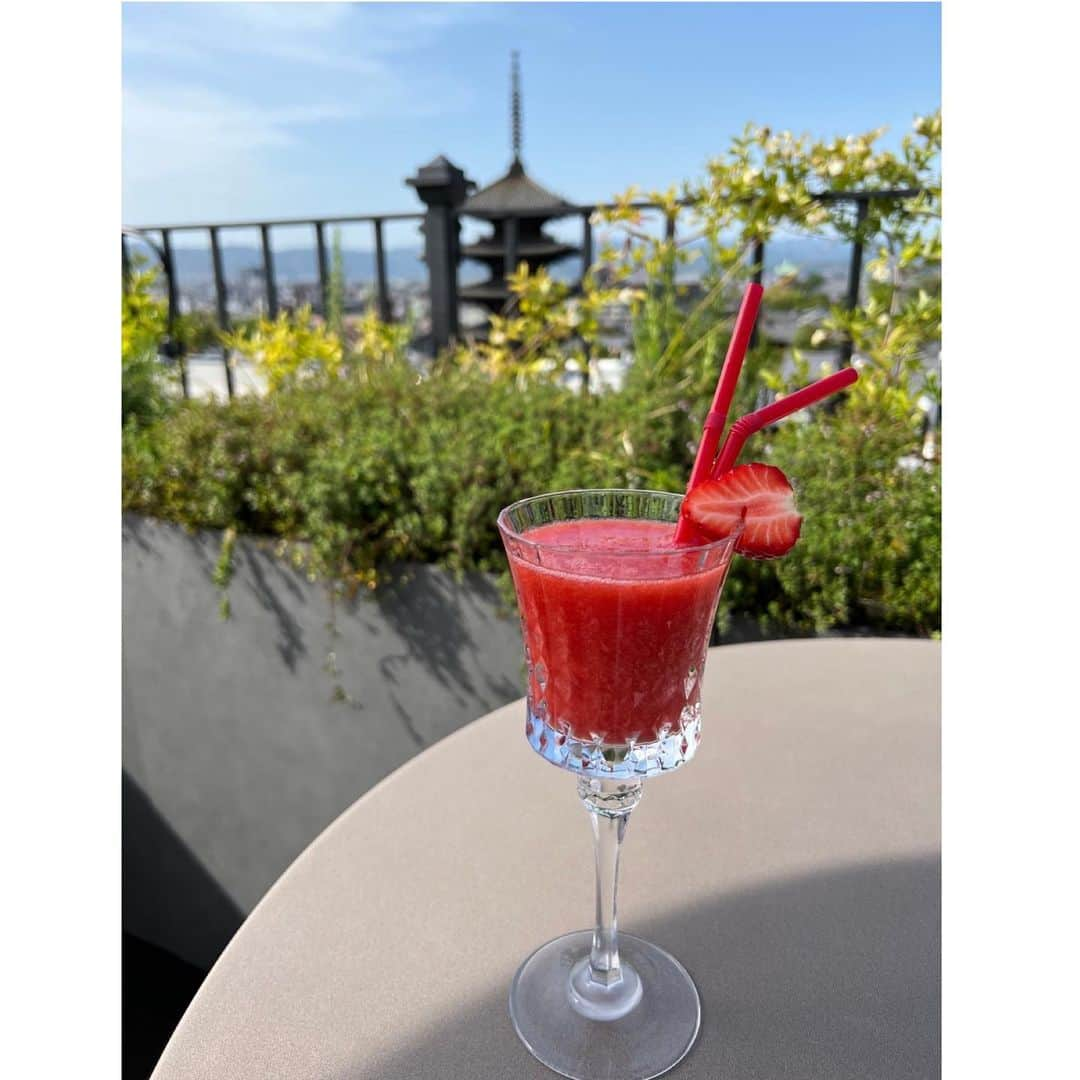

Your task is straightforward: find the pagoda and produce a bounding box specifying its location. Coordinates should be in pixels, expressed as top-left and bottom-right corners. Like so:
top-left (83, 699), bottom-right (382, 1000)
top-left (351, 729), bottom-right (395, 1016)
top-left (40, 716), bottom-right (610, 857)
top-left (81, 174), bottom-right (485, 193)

top-left (459, 53), bottom-right (579, 314)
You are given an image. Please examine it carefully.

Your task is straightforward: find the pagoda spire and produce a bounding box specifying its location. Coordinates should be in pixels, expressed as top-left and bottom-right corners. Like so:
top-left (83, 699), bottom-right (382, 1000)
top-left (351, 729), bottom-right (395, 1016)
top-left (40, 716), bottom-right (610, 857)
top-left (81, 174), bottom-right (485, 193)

top-left (458, 50), bottom-right (579, 316)
top-left (510, 50), bottom-right (523, 172)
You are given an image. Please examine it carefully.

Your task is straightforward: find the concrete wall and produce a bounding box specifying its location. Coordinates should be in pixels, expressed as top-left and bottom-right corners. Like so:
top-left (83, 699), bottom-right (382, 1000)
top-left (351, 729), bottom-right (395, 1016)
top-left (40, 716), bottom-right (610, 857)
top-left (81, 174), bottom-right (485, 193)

top-left (122, 514), bottom-right (525, 967)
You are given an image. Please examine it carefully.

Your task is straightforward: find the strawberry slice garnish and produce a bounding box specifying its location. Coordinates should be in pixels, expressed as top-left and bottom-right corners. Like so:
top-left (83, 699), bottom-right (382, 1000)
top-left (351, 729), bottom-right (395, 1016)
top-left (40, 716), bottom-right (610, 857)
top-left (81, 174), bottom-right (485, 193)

top-left (683, 462), bottom-right (802, 559)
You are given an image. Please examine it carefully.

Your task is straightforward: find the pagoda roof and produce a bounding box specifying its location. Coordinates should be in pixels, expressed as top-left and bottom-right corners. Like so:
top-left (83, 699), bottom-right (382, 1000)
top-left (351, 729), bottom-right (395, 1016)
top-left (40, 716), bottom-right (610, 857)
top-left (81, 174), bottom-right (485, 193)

top-left (461, 238), bottom-right (579, 260)
top-left (462, 158), bottom-right (577, 220)
top-left (459, 282), bottom-right (515, 302)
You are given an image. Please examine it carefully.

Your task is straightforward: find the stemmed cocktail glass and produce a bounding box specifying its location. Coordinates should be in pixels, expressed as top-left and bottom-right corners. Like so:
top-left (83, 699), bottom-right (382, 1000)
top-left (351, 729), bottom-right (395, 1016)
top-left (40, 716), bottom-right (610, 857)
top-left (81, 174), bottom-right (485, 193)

top-left (496, 283), bottom-right (857, 1077)
top-left (498, 489), bottom-right (742, 1080)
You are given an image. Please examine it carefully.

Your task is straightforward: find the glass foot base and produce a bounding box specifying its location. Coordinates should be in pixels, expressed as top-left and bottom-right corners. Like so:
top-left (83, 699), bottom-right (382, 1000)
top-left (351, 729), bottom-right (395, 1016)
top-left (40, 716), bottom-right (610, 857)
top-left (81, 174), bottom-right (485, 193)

top-left (509, 930), bottom-right (701, 1080)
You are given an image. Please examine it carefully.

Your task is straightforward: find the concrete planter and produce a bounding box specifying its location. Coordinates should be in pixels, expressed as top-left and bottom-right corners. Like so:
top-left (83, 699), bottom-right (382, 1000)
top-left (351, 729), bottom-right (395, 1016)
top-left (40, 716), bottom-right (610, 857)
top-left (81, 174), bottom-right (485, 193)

top-left (122, 514), bottom-right (524, 967)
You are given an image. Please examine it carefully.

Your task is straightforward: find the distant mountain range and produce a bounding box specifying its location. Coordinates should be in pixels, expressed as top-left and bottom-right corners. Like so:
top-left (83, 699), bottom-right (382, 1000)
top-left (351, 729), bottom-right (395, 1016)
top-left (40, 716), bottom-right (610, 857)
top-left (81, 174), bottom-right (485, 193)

top-left (164, 245), bottom-right (429, 286)
top-left (159, 233), bottom-right (853, 289)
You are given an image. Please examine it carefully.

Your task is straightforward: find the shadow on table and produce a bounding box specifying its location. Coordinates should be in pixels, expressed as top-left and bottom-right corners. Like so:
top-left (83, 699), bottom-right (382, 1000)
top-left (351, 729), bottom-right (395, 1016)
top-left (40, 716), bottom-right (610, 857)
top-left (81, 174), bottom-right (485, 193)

top-left (349, 855), bottom-right (940, 1080)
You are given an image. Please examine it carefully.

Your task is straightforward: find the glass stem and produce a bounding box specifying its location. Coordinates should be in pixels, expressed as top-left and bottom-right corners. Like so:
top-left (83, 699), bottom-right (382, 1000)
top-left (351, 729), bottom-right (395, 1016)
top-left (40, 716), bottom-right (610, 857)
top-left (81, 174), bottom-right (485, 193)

top-left (578, 777), bottom-right (644, 987)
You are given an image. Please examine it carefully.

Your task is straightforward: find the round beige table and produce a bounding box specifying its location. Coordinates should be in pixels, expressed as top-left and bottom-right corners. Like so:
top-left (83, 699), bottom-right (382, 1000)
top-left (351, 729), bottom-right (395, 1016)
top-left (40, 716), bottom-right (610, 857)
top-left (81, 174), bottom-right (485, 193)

top-left (152, 639), bottom-right (940, 1079)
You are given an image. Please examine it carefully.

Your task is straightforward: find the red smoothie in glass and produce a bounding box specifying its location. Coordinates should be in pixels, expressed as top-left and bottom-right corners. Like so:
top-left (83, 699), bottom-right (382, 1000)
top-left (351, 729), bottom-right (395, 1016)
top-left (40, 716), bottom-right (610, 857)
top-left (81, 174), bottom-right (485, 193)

top-left (506, 519), bottom-right (733, 745)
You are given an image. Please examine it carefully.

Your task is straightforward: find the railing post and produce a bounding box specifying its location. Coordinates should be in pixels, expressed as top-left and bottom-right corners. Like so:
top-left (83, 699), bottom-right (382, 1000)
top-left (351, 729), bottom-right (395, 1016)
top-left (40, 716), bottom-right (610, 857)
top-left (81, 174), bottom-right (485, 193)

top-left (121, 235), bottom-right (132, 289)
top-left (314, 221), bottom-right (329, 318)
top-left (373, 218), bottom-right (392, 322)
top-left (840, 197), bottom-right (870, 365)
top-left (751, 239), bottom-right (766, 287)
top-left (750, 238), bottom-right (766, 348)
top-left (578, 211), bottom-right (595, 394)
top-left (259, 223), bottom-right (278, 318)
top-left (407, 156), bottom-right (471, 355)
top-left (160, 228), bottom-right (187, 399)
top-left (209, 226), bottom-right (235, 399)
top-left (581, 211), bottom-right (593, 281)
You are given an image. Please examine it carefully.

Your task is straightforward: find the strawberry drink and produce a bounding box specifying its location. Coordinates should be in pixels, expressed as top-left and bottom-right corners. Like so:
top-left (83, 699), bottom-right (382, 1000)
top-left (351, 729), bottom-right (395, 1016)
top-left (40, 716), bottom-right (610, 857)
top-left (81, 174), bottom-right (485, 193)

top-left (500, 498), bottom-right (744, 772)
top-left (508, 518), bottom-right (728, 749)
top-left (500, 465), bottom-right (802, 769)
top-left (500, 283), bottom-right (858, 1080)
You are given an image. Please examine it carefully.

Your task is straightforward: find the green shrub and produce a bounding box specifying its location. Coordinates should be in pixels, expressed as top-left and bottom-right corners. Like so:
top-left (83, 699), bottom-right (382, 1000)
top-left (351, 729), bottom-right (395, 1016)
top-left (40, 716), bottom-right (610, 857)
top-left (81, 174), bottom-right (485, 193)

top-left (122, 267), bottom-right (176, 427)
top-left (122, 352), bottom-right (940, 634)
top-left (717, 398), bottom-right (939, 636)
top-left (123, 365), bottom-right (674, 579)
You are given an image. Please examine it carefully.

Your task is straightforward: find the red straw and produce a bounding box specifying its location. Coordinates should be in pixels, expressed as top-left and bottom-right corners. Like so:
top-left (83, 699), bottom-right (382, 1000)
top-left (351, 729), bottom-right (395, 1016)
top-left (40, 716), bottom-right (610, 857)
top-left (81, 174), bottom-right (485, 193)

top-left (673, 282), bottom-right (763, 544)
top-left (685, 282), bottom-right (764, 491)
top-left (711, 366), bottom-right (859, 477)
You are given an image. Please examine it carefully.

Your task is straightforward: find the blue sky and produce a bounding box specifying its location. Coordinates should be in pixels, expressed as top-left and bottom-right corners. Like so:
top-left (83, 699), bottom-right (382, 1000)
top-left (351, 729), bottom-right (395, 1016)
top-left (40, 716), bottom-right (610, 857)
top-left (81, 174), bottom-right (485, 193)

top-left (123, 2), bottom-right (940, 243)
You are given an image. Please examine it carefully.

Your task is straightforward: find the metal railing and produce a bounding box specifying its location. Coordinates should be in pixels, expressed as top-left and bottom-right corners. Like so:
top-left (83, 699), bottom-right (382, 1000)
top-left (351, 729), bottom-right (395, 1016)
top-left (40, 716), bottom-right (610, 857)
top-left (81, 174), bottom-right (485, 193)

top-left (123, 213), bottom-right (423, 398)
top-left (123, 182), bottom-right (925, 398)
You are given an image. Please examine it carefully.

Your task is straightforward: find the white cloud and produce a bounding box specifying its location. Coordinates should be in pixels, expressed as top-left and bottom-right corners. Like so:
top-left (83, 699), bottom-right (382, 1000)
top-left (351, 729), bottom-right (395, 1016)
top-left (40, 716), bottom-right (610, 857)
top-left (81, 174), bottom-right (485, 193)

top-left (223, 2), bottom-right (355, 34)
top-left (121, 3), bottom-right (495, 223)
top-left (124, 86), bottom-right (291, 185)
top-left (123, 2), bottom-right (493, 74)
top-left (120, 77), bottom-right (469, 223)
top-left (122, 87), bottom-right (268, 223)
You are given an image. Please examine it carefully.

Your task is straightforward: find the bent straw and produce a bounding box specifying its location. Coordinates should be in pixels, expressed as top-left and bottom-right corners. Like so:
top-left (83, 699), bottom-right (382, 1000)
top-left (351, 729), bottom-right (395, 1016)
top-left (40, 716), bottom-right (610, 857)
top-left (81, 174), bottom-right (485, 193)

top-left (711, 367), bottom-right (859, 477)
top-left (673, 282), bottom-right (764, 544)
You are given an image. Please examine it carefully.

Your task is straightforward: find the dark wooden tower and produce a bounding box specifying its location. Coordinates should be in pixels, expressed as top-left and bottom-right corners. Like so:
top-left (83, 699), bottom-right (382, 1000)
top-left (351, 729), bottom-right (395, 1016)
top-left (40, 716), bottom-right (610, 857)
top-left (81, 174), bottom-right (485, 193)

top-left (459, 52), bottom-right (579, 313)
